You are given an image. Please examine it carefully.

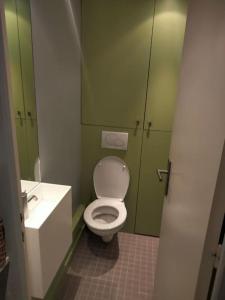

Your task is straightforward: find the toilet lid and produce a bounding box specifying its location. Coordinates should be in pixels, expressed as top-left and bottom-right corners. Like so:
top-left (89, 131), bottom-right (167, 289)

top-left (93, 156), bottom-right (130, 201)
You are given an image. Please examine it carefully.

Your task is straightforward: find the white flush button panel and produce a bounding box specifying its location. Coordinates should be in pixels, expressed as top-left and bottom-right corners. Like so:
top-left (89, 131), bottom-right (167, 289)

top-left (101, 131), bottom-right (128, 150)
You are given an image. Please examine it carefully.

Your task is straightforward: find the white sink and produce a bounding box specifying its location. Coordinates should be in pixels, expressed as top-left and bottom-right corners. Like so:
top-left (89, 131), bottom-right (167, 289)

top-left (24, 182), bottom-right (72, 299)
top-left (21, 179), bottom-right (39, 194)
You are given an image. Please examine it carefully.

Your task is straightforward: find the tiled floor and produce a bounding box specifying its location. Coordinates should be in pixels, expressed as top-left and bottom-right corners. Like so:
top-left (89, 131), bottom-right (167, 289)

top-left (57, 230), bottom-right (159, 300)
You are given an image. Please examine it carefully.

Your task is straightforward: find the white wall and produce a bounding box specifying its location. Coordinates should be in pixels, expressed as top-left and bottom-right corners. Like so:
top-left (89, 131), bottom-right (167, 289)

top-left (31, 0), bottom-right (81, 211)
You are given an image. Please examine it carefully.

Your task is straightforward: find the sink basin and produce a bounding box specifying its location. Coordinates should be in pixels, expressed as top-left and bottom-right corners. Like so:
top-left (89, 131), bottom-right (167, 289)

top-left (24, 182), bottom-right (72, 299)
top-left (21, 179), bottom-right (39, 194)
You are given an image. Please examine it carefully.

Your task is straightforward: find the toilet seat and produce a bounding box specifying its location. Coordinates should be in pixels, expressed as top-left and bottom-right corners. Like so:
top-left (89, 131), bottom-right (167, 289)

top-left (84, 198), bottom-right (127, 231)
top-left (94, 156), bottom-right (130, 200)
top-left (84, 156), bottom-right (129, 242)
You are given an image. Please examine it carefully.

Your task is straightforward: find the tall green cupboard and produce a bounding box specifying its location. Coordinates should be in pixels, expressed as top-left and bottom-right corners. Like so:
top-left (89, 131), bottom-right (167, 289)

top-left (82, 0), bottom-right (155, 129)
top-left (5, 0), bottom-right (39, 180)
top-left (135, 0), bottom-right (188, 236)
top-left (82, 0), bottom-right (188, 235)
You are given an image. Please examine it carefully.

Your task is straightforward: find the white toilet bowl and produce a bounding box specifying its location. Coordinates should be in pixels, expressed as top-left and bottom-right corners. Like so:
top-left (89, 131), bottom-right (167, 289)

top-left (83, 156), bottom-right (130, 242)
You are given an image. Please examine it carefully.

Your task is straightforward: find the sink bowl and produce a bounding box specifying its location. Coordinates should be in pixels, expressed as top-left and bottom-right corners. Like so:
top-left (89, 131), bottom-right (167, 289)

top-left (21, 179), bottom-right (39, 194)
top-left (24, 182), bottom-right (72, 299)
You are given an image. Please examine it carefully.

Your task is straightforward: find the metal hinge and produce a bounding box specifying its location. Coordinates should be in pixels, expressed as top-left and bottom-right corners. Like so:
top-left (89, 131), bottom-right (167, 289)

top-left (212, 244), bottom-right (222, 269)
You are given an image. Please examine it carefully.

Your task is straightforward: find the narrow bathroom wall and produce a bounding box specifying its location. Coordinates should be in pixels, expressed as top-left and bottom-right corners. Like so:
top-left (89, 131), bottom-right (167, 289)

top-left (31, 0), bottom-right (81, 211)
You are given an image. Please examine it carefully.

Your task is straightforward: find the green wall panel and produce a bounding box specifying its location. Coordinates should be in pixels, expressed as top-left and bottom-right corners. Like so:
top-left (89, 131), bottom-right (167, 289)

top-left (81, 125), bottom-right (142, 233)
top-left (16, 0), bottom-right (37, 119)
top-left (144, 0), bottom-right (188, 131)
top-left (5, 0), bottom-right (25, 119)
top-left (135, 131), bottom-right (171, 236)
top-left (82, 0), bottom-right (155, 129)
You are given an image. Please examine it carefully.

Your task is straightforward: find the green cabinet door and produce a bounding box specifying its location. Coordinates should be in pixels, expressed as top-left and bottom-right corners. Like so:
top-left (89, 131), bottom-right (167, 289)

top-left (6, 0), bottom-right (39, 181)
top-left (15, 119), bottom-right (29, 179)
top-left (15, 118), bottom-right (39, 181)
top-left (144, 0), bottom-right (188, 131)
top-left (82, 0), bottom-right (154, 129)
top-left (16, 0), bottom-right (37, 119)
top-left (81, 125), bottom-right (143, 233)
top-left (5, 0), bottom-right (25, 119)
top-left (135, 131), bottom-right (171, 236)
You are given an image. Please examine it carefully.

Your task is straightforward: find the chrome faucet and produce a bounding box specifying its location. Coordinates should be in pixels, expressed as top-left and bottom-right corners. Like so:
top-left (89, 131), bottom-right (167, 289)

top-left (21, 192), bottom-right (38, 220)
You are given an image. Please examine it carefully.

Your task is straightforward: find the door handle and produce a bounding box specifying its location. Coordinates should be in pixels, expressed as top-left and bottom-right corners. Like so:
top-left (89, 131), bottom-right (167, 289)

top-left (27, 111), bottom-right (34, 125)
top-left (17, 111), bottom-right (23, 125)
top-left (157, 169), bottom-right (168, 181)
top-left (157, 160), bottom-right (172, 196)
top-left (134, 120), bottom-right (140, 135)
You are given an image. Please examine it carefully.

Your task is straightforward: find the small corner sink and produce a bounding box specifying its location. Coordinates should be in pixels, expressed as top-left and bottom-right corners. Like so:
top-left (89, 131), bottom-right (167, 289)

top-left (21, 179), bottom-right (39, 194)
top-left (24, 182), bottom-right (72, 299)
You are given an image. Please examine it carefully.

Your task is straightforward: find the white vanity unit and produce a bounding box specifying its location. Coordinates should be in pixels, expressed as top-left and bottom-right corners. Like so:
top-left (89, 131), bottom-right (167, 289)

top-left (23, 181), bottom-right (72, 299)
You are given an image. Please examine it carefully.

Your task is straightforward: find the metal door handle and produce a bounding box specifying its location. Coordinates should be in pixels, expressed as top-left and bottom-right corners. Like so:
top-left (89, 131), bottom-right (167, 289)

top-left (17, 110), bottom-right (22, 120)
top-left (157, 169), bottom-right (168, 181)
top-left (134, 120), bottom-right (140, 136)
top-left (156, 160), bottom-right (172, 196)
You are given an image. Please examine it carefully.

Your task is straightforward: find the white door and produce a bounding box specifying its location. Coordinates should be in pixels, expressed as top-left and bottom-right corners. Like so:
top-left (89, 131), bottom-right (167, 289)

top-left (153, 0), bottom-right (225, 300)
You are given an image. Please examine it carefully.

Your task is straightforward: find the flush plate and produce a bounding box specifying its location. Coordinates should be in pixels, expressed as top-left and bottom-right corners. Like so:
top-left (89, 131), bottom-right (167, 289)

top-left (101, 131), bottom-right (128, 150)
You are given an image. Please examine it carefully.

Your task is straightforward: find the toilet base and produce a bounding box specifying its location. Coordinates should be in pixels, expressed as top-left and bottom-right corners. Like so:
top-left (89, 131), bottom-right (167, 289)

top-left (102, 234), bottom-right (113, 243)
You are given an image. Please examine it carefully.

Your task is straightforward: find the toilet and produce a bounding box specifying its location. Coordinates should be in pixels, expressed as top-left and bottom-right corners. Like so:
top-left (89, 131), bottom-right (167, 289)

top-left (83, 156), bottom-right (129, 242)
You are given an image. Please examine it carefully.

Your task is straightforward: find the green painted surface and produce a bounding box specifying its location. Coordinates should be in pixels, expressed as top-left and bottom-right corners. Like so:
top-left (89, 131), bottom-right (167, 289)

top-left (16, 0), bottom-right (37, 119)
top-left (5, 0), bottom-right (39, 180)
top-left (81, 125), bottom-right (142, 233)
top-left (135, 131), bottom-right (171, 236)
top-left (15, 118), bottom-right (29, 179)
top-left (82, 0), bottom-right (155, 129)
top-left (15, 118), bottom-right (38, 180)
top-left (72, 204), bottom-right (85, 234)
top-left (44, 206), bottom-right (85, 300)
top-left (5, 0), bottom-right (25, 119)
top-left (26, 118), bottom-right (39, 180)
top-left (144, 0), bottom-right (188, 131)
top-left (81, 0), bottom-right (188, 235)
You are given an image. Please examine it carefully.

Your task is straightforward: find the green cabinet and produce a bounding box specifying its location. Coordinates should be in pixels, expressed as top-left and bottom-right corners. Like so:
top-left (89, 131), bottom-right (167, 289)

top-left (82, 0), bottom-right (155, 129)
top-left (134, 0), bottom-right (188, 236)
top-left (5, 0), bottom-right (39, 180)
top-left (144, 0), bottom-right (188, 131)
top-left (135, 131), bottom-right (171, 236)
top-left (17, 0), bottom-right (37, 119)
top-left (81, 0), bottom-right (188, 236)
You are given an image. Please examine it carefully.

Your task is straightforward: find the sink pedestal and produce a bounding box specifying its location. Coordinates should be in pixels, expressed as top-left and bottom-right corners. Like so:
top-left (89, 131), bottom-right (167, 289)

top-left (24, 182), bottom-right (72, 299)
